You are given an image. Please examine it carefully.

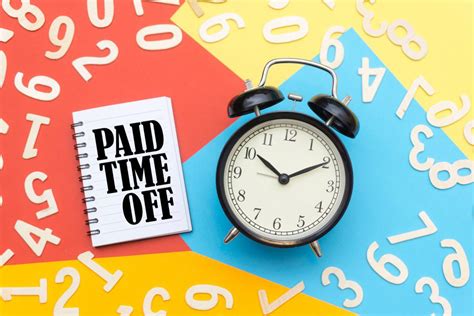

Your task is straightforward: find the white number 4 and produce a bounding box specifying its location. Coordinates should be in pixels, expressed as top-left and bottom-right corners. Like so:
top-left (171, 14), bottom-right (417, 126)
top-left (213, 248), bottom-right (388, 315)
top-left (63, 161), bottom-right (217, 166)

top-left (358, 57), bottom-right (385, 103)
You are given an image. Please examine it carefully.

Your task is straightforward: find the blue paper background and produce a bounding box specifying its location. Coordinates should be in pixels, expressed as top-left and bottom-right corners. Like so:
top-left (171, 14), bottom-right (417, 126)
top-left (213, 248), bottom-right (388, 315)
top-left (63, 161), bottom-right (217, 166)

top-left (183, 29), bottom-right (472, 315)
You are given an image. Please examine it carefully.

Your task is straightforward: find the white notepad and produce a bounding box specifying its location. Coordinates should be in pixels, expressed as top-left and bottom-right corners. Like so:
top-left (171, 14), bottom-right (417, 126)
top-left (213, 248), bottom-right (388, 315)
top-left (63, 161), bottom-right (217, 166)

top-left (72, 97), bottom-right (192, 247)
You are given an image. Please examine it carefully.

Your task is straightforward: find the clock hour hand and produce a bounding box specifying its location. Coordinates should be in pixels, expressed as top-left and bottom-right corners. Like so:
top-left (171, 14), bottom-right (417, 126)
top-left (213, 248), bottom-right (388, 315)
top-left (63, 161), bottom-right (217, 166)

top-left (288, 161), bottom-right (329, 179)
top-left (257, 154), bottom-right (281, 177)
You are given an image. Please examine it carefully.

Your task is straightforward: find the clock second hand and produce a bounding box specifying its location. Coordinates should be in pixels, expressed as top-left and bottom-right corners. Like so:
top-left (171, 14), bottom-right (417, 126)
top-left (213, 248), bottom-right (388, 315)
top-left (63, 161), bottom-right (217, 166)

top-left (256, 172), bottom-right (278, 179)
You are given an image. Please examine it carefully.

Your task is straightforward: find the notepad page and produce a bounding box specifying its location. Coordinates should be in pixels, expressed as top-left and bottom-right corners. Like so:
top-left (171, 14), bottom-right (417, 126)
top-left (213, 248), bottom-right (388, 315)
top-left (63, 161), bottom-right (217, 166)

top-left (73, 97), bottom-right (192, 247)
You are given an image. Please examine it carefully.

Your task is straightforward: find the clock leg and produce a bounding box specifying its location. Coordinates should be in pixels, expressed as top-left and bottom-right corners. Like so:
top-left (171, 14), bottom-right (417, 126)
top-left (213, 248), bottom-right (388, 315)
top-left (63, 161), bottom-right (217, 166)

top-left (223, 227), bottom-right (240, 244)
top-left (309, 241), bottom-right (322, 258)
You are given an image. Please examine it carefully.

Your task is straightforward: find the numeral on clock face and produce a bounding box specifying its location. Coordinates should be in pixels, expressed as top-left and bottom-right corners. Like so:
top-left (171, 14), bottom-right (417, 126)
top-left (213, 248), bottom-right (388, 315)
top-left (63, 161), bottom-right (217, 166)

top-left (223, 118), bottom-right (348, 243)
top-left (244, 147), bottom-right (256, 160)
top-left (284, 129), bottom-right (297, 142)
top-left (262, 133), bottom-right (273, 146)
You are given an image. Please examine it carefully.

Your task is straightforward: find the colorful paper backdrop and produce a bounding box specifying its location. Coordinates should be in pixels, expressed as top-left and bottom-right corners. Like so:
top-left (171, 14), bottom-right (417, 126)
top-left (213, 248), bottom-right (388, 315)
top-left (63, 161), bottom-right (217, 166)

top-left (1, 0), bottom-right (472, 315)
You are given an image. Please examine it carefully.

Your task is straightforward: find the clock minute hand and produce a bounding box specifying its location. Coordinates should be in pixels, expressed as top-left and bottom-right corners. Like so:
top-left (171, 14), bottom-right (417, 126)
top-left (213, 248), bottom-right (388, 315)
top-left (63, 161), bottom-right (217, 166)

top-left (257, 154), bottom-right (281, 177)
top-left (288, 161), bottom-right (329, 179)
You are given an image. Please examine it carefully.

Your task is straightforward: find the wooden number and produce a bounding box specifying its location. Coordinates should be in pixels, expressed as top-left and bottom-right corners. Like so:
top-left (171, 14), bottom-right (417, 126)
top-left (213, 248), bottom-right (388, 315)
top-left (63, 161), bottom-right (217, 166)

top-left (54, 267), bottom-right (80, 316)
top-left (136, 24), bottom-right (183, 51)
top-left (15, 220), bottom-right (61, 256)
top-left (366, 241), bottom-right (408, 284)
top-left (358, 57), bottom-right (385, 103)
top-left (268, 0), bottom-right (289, 10)
top-left (355, 0), bottom-right (387, 37)
top-left (387, 19), bottom-right (428, 61)
top-left (23, 114), bottom-right (51, 160)
top-left (387, 211), bottom-right (437, 244)
top-left (0, 278), bottom-right (47, 303)
top-left (440, 239), bottom-right (470, 288)
top-left (263, 16), bottom-right (309, 44)
top-left (2, 0), bottom-right (45, 32)
top-left (72, 40), bottom-right (119, 81)
top-left (185, 284), bottom-right (233, 311)
top-left (322, 0), bottom-right (335, 10)
top-left (143, 287), bottom-right (170, 316)
top-left (320, 26), bottom-right (345, 69)
top-left (133, 0), bottom-right (144, 16)
top-left (396, 76), bottom-right (435, 119)
top-left (0, 27), bottom-right (14, 42)
top-left (429, 160), bottom-right (474, 190)
top-left (25, 171), bottom-right (58, 220)
top-left (117, 305), bottom-right (133, 316)
top-left (464, 120), bottom-right (474, 145)
top-left (87, 0), bottom-right (114, 28)
top-left (0, 51), bottom-right (6, 89)
top-left (321, 267), bottom-right (363, 308)
top-left (0, 249), bottom-right (14, 266)
top-left (0, 118), bottom-right (8, 206)
top-left (415, 277), bottom-right (452, 316)
top-left (77, 251), bottom-right (123, 292)
top-left (258, 281), bottom-right (304, 315)
top-left (46, 16), bottom-right (75, 60)
top-left (427, 95), bottom-right (470, 127)
top-left (409, 125), bottom-right (434, 171)
top-left (199, 13), bottom-right (245, 43)
top-left (14, 72), bottom-right (61, 101)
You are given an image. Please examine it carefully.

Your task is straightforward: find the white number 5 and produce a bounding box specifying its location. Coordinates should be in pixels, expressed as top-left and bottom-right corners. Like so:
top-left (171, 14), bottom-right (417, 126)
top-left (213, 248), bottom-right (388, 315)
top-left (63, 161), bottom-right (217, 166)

top-left (321, 267), bottom-right (363, 308)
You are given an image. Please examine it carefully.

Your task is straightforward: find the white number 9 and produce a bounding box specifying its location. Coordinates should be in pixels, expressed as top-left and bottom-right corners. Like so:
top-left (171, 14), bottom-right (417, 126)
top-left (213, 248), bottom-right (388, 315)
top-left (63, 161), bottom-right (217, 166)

top-left (46, 16), bottom-right (75, 60)
top-left (14, 72), bottom-right (61, 101)
top-left (366, 241), bottom-right (408, 284)
top-left (199, 13), bottom-right (245, 43)
top-left (321, 267), bottom-right (363, 308)
top-left (185, 284), bottom-right (233, 311)
top-left (441, 239), bottom-right (470, 288)
top-left (320, 26), bottom-right (345, 69)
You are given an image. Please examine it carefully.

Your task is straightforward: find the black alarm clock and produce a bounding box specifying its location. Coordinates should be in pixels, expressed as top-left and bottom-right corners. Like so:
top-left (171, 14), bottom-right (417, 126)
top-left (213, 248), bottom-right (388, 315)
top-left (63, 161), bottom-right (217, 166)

top-left (216, 58), bottom-right (359, 258)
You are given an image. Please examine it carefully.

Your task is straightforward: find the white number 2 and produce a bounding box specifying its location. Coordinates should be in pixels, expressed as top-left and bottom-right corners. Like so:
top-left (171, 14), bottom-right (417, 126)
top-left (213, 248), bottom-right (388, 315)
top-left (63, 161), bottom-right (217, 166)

top-left (321, 267), bottom-right (363, 308)
top-left (72, 40), bottom-right (119, 81)
top-left (54, 267), bottom-right (80, 316)
top-left (366, 241), bottom-right (408, 284)
top-left (415, 277), bottom-right (452, 316)
top-left (440, 239), bottom-right (470, 288)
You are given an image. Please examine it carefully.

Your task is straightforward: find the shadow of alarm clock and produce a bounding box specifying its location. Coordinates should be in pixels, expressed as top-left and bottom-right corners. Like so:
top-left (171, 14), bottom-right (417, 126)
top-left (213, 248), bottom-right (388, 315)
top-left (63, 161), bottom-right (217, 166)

top-left (216, 58), bottom-right (359, 258)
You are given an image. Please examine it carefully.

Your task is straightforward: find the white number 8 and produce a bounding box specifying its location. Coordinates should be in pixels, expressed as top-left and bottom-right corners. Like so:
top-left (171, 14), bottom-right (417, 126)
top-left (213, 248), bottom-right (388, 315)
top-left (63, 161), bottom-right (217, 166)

top-left (387, 19), bottom-right (428, 61)
top-left (429, 160), bottom-right (474, 190)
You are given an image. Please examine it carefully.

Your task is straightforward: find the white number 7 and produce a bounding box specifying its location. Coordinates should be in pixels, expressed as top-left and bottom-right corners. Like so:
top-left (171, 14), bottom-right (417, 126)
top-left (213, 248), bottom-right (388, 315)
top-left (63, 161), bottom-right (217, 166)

top-left (387, 211), bottom-right (437, 244)
top-left (396, 76), bottom-right (435, 119)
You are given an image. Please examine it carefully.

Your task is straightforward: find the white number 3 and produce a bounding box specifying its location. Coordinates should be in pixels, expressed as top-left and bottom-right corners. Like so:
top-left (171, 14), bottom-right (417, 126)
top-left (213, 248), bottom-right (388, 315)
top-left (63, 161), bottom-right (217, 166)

top-left (415, 277), bottom-right (452, 316)
top-left (321, 267), bottom-right (363, 308)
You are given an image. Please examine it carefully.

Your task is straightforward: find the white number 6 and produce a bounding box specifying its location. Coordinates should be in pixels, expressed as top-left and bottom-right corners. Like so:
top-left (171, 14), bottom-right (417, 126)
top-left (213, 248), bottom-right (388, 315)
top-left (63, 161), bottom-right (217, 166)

top-left (14, 72), bottom-right (60, 101)
top-left (199, 13), bottom-right (245, 43)
top-left (366, 241), bottom-right (408, 284)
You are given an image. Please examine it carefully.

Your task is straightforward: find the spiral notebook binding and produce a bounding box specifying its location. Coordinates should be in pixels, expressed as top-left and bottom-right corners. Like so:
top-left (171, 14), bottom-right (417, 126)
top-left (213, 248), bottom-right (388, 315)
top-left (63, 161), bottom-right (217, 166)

top-left (72, 121), bottom-right (100, 238)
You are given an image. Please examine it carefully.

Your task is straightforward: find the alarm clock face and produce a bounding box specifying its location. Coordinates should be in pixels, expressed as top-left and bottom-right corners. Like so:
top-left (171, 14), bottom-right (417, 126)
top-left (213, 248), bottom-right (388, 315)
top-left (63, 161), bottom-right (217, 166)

top-left (217, 112), bottom-right (353, 247)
